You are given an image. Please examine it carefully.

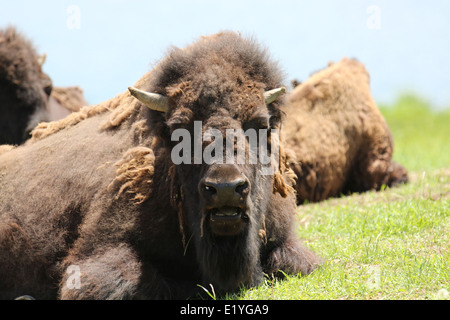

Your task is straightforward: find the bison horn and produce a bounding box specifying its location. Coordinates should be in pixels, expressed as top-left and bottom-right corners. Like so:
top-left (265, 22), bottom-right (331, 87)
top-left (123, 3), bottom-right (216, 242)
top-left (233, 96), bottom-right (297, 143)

top-left (37, 53), bottom-right (46, 67)
top-left (128, 86), bottom-right (169, 113)
top-left (264, 87), bottom-right (286, 105)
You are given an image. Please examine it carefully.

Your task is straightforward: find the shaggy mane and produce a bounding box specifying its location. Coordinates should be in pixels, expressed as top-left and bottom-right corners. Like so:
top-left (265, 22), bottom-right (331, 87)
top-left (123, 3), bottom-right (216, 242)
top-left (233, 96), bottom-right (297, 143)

top-left (0, 26), bottom-right (41, 87)
top-left (146, 32), bottom-right (284, 99)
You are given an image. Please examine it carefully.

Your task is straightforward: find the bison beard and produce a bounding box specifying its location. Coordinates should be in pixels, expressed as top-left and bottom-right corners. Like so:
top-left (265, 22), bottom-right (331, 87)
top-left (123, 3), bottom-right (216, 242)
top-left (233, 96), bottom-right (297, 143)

top-left (0, 31), bottom-right (320, 300)
top-left (181, 164), bottom-right (270, 293)
top-left (197, 225), bottom-right (263, 292)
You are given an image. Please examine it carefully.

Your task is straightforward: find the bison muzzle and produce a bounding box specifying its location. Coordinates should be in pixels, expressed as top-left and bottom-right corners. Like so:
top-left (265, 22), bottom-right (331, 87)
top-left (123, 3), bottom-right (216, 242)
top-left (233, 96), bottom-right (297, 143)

top-left (200, 164), bottom-right (250, 237)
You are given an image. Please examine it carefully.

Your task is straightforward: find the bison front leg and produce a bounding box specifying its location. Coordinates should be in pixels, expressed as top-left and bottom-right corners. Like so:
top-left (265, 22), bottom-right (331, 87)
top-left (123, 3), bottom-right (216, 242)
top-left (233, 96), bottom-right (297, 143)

top-left (59, 245), bottom-right (182, 299)
top-left (262, 193), bottom-right (322, 278)
top-left (59, 245), bottom-right (142, 299)
top-left (262, 236), bottom-right (321, 278)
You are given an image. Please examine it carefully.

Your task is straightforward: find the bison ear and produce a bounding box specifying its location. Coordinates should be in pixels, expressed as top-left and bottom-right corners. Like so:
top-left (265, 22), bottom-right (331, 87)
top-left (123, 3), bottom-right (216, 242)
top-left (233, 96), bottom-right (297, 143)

top-left (264, 87), bottom-right (286, 105)
top-left (128, 86), bottom-right (170, 113)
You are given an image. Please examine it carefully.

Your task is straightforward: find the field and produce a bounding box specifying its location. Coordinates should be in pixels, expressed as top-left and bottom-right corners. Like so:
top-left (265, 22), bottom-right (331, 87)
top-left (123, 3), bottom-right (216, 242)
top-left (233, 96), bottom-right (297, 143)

top-left (233, 95), bottom-right (450, 300)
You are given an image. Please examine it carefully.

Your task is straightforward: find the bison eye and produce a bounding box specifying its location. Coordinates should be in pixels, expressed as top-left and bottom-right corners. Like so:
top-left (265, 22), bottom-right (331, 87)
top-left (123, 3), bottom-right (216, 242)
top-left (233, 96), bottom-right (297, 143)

top-left (242, 117), bottom-right (270, 132)
top-left (43, 84), bottom-right (53, 96)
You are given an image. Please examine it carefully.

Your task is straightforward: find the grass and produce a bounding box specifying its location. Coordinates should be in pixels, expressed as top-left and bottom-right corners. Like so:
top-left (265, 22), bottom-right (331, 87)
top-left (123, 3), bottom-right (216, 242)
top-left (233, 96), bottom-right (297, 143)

top-left (379, 94), bottom-right (450, 171)
top-left (235, 94), bottom-right (450, 300)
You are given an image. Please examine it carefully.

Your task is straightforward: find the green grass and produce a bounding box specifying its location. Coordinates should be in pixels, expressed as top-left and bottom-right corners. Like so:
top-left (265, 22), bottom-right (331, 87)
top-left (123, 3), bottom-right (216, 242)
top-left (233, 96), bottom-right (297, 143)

top-left (379, 94), bottom-right (450, 171)
top-left (235, 94), bottom-right (450, 300)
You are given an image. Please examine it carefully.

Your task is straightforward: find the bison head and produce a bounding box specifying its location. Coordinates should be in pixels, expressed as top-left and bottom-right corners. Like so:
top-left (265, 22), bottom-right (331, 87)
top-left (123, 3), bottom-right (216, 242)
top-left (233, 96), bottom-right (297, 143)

top-left (128, 32), bottom-right (293, 293)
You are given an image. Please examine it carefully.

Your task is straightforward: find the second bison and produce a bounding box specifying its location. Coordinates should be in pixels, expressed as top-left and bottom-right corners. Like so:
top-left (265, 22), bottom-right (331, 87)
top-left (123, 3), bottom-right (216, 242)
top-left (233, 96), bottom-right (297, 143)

top-left (282, 58), bottom-right (408, 203)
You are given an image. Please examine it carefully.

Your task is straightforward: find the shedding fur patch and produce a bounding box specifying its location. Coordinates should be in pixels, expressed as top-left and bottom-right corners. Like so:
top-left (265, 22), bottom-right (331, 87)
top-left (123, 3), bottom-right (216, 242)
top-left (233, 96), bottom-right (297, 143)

top-left (107, 147), bottom-right (155, 204)
top-left (273, 144), bottom-right (296, 197)
top-left (29, 91), bottom-right (140, 142)
top-left (30, 103), bottom-right (109, 142)
top-left (0, 145), bottom-right (15, 155)
top-left (258, 214), bottom-right (267, 245)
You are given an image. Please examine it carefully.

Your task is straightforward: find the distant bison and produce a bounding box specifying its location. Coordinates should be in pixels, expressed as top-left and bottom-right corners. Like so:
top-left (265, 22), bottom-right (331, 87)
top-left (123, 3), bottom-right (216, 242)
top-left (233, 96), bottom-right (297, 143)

top-left (0, 32), bottom-right (320, 300)
top-left (0, 26), bottom-right (52, 145)
top-left (282, 58), bottom-right (408, 203)
top-left (0, 26), bottom-right (87, 145)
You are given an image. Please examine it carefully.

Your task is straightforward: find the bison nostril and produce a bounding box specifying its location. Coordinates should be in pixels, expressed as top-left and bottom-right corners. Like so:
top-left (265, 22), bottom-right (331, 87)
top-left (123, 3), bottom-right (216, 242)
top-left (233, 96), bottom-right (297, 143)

top-left (202, 183), bottom-right (217, 195)
top-left (234, 180), bottom-right (249, 195)
top-left (201, 178), bottom-right (248, 201)
top-left (201, 179), bottom-right (249, 200)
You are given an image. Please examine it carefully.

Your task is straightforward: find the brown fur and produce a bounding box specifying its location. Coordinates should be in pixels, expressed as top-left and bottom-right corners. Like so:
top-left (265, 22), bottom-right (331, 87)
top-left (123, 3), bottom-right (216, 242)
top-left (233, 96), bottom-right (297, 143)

top-left (282, 58), bottom-right (408, 203)
top-left (0, 32), bottom-right (320, 300)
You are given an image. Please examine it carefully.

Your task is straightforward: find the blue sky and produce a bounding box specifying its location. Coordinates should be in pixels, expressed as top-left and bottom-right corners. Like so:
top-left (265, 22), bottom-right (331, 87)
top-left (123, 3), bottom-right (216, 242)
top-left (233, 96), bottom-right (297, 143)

top-left (1, 0), bottom-right (449, 109)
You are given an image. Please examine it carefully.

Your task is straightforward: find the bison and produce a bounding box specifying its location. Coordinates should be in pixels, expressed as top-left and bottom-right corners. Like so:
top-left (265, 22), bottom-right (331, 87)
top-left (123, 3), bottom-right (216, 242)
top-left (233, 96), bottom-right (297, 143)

top-left (0, 31), bottom-right (320, 300)
top-left (282, 58), bottom-right (408, 204)
top-left (0, 26), bottom-right (52, 145)
top-left (0, 26), bottom-right (87, 145)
